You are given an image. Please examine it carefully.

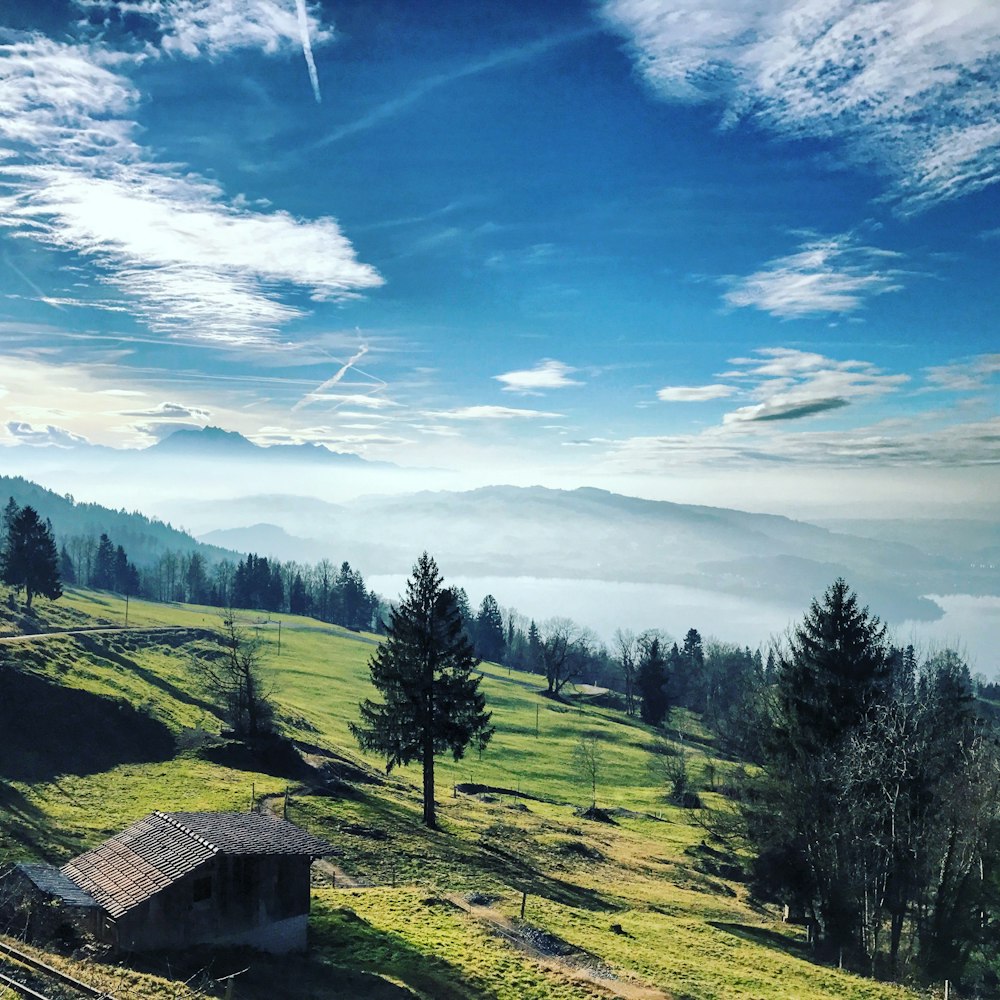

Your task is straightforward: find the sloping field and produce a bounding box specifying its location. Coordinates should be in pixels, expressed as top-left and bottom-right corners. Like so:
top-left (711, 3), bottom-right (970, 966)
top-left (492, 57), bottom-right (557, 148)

top-left (0, 587), bottom-right (919, 1000)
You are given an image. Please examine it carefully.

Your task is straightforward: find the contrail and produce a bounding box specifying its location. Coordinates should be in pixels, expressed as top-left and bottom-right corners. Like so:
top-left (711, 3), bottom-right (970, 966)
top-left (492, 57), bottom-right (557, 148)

top-left (293, 345), bottom-right (370, 410)
top-left (295, 0), bottom-right (322, 104)
top-left (313, 26), bottom-right (596, 148)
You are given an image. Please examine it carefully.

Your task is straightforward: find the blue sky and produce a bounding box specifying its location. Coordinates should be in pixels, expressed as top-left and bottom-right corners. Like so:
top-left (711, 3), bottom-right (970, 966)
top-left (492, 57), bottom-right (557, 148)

top-left (1, 0), bottom-right (998, 510)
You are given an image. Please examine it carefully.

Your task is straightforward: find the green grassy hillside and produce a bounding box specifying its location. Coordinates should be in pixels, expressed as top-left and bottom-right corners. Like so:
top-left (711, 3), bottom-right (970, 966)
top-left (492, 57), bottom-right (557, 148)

top-left (0, 587), bottom-right (919, 1000)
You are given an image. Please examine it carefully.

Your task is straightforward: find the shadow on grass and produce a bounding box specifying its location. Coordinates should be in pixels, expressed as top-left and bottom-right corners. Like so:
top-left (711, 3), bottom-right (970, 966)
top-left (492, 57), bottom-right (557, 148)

top-left (299, 786), bottom-right (619, 914)
top-left (72, 633), bottom-right (221, 717)
top-left (707, 920), bottom-right (814, 962)
top-left (200, 736), bottom-right (308, 780)
top-left (0, 782), bottom-right (85, 861)
top-left (314, 904), bottom-right (497, 1000)
top-left (126, 942), bottom-right (420, 1000)
top-left (0, 670), bottom-right (175, 782)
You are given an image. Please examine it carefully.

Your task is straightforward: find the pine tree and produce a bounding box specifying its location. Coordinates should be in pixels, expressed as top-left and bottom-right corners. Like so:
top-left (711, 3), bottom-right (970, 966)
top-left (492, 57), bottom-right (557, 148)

top-left (475, 594), bottom-right (506, 663)
top-left (350, 552), bottom-right (494, 827)
top-left (526, 619), bottom-right (543, 674)
top-left (1, 505), bottom-right (62, 609)
top-left (749, 578), bottom-right (891, 952)
top-left (637, 634), bottom-right (669, 725)
top-left (92, 533), bottom-right (116, 589)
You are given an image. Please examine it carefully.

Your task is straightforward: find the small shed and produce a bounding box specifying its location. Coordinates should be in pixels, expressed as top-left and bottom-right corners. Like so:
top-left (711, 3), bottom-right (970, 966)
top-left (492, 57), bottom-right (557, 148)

top-left (0, 862), bottom-right (101, 946)
top-left (59, 811), bottom-right (333, 954)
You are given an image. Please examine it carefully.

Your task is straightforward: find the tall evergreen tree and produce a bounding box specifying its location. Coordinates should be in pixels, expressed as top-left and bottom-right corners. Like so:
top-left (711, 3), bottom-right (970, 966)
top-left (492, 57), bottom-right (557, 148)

top-left (351, 552), bottom-right (494, 827)
top-left (749, 578), bottom-right (891, 952)
top-left (92, 533), bottom-right (117, 589)
top-left (526, 619), bottom-right (543, 674)
top-left (0, 505), bottom-right (62, 609)
top-left (637, 633), bottom-right (669, 725)
top-left (475, 594), bottom-right (506, 663)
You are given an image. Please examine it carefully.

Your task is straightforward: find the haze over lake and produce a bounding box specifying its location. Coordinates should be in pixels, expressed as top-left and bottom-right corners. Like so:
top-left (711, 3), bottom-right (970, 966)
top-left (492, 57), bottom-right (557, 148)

top-left (370, 576), bottom-right (1000, 677)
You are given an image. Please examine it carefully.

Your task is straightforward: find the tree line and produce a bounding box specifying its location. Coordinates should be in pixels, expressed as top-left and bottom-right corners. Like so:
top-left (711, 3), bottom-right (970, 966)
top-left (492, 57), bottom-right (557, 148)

top-left (730, 580), bottom-right (999, 992)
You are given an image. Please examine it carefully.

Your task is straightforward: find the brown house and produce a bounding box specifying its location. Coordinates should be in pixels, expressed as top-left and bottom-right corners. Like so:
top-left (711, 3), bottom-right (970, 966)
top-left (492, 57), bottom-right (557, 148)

top-left (58, 811), bottom-right (333, 954)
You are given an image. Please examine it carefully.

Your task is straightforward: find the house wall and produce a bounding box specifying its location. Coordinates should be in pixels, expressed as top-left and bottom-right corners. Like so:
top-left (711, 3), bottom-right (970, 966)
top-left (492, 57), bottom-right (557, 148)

top-left (109, 855), bottom-right (312, 954)
top-left (0, 870), bottom-right (99, 946)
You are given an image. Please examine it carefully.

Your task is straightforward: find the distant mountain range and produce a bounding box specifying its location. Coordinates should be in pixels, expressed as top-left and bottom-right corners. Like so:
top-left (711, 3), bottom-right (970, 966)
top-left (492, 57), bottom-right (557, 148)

top-left (191, 485), bottom-right (1000, 623)
top-left (147, 427), bottom-right (395, 468)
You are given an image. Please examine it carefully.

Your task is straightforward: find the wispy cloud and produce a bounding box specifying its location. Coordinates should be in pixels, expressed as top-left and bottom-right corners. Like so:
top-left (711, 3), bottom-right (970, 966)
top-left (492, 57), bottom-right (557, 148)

top-left (924, 353), bottom-right (1000, 392)
top-left (723, 234), bottom-right (905, 318)
top-left (658, 384), bottom-right (735, 402)
top-left (601, 0), bottom-right (1000, 210)
top-left (76, 0), bottom-right (333, 60)
top-left (0, 31), bottom-right (379, 345)
top-left (720, 347), bottom-right (908, 424)
top-left (606, 416), bottom-right (1000, 470)
top-left (430, 405), bottom-right (564, 421)
top-left (494, 359), bottom-right (582, 394)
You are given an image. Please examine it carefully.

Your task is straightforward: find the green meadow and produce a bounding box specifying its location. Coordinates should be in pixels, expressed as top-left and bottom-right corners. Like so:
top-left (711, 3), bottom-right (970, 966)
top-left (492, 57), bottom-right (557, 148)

top-left (0, 587), bottom-right (922, 1000)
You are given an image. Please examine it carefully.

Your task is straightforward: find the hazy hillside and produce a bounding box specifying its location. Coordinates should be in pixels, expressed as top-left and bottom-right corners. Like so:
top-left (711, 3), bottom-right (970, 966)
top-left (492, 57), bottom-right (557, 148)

top-left (0, 475), bottom-right (237, 568)
top-left (189, 485), bottom-right (990, 622)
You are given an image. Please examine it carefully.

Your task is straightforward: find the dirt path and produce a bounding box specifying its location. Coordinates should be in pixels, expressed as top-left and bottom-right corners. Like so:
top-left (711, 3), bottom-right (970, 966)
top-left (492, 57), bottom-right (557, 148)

top-left (443, 895), bottom-right (672, 1000)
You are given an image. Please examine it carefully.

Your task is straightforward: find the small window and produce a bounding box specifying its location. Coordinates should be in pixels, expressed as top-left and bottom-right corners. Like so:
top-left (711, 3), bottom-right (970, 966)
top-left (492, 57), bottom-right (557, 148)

top-left (193, 876), bottom-right (212, 903)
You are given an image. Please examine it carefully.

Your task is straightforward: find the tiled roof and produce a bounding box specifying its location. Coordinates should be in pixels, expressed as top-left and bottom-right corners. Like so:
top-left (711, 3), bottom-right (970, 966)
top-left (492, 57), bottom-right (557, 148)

top-left (12, 863), bottom-right (99, 909)
top-left (160, 812), bottom-right (333, 857)
top-left (61, 812), bottom-right (332, 918)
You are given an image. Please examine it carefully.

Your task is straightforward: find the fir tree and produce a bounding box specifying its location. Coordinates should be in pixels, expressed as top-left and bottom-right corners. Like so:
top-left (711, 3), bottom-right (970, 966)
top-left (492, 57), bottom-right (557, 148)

top-left (1, 505), bottom-right (62, 609)
top-left (351, 552), bottom-right (494, 827)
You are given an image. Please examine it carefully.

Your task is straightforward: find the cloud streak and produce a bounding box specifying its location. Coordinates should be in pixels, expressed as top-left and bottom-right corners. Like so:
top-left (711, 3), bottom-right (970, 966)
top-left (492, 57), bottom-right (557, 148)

top-left (314, 27), bottom-right (594, 148)
top-left (430, 405), bottom-right (564, 421)
top-left (292, 346), bottom-right (381, 411)
top-left (723, 233), bottom-right (905, 318)
top-left (294, 0), bottom-right (322, 103)
top-left (658, 384), bottom-right (735, 402)
top-left (602, 0), bottom-right (1000, 210)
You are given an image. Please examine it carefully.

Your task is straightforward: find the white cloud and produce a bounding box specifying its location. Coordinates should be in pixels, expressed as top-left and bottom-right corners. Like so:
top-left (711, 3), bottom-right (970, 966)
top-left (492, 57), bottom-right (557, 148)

top-left (76, 0), bottom-right (333, 60)
top-left (723, 234), bottom-right (905, 318)
top-left (304, 393), bottom-right (400, 409)
top-left (494, 359), bottom-right (582, 393)
top-left (602, 0), bottom-right (1000, 209)
top-left (0, 34), bottom-right (380, 345)
top-left (431, 405), bottom-right (564, 421)
top-left (119, 401), bottom-right (213, 419)
top-left (5, 421), bottom-right (91, 448)
top-left (719, 347), bottom-right (908, 424)
top-left (658, 384), bottom-right (735, 402)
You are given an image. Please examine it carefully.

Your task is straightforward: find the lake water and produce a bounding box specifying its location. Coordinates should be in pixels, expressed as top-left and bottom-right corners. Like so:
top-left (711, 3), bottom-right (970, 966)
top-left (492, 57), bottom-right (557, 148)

top-left (368, 575), bottom-right (1000, 677)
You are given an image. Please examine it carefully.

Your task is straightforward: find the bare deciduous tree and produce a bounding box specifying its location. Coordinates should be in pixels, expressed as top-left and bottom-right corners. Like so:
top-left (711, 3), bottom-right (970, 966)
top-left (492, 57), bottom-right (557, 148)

top-left (572, 732), bottom-right (605, 810)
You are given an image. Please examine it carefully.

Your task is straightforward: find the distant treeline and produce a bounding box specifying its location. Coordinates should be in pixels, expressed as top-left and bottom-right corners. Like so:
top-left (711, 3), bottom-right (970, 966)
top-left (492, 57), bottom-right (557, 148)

top-left (59, 535), bottom-right (385, 632)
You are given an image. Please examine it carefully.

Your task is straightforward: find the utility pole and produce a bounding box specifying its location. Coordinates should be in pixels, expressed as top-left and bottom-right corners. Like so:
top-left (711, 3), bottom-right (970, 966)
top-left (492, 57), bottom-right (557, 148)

top-left (124, 592), bottom-right (129, 627)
